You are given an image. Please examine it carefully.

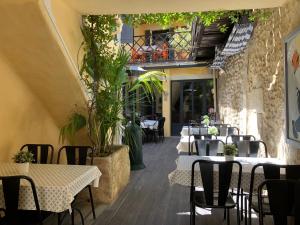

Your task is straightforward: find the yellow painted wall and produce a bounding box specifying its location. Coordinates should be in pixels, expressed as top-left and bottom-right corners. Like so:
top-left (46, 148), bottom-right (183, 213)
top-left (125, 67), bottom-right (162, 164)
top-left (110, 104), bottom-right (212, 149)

top-left (0, 0), bottom-right (89, 162)
top-left (162, 67), bottom-right (212, 136)
top-left (133, 24), bottom-right (184, 36)
top-left (51, 0), bottom-right (83, 67)
top-left (0, 56), bottom-right (60, 162)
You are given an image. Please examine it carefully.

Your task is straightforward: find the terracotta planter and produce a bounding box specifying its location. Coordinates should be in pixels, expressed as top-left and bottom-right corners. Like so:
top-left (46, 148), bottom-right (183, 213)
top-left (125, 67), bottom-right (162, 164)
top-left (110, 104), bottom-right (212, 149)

top-left (91, 145), bottom-right (130, 204)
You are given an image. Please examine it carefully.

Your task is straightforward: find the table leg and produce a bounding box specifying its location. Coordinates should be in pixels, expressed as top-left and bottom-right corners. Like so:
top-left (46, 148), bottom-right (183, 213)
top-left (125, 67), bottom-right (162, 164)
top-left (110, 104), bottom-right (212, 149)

top-left (57, 213), bottom-right (61, 225)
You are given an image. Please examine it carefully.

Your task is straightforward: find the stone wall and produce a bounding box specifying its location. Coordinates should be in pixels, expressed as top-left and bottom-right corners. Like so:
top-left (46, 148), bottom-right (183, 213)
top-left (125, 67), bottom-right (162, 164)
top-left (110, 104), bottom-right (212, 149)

top-left (217, 0), bottom-right (300, 162)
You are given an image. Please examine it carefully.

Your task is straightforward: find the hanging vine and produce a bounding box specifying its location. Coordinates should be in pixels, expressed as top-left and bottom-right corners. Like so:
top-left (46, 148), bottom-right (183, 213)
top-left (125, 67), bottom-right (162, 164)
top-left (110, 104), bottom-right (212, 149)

top-left (122, 10), bottom-right (270, 32)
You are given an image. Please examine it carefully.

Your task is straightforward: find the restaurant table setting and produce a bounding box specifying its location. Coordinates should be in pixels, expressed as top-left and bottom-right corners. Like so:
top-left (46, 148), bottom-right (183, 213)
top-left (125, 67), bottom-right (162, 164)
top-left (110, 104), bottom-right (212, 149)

top-left (180, 125), bottom-right (229, 137)
top-left (176, 135), bottom-right (228, 154)
top-left (0, 163), bottom-right (101, 213)
top-left (140, 119), bottom-right (158, 130)
top-left (168, 155), bottom-right (284, 192)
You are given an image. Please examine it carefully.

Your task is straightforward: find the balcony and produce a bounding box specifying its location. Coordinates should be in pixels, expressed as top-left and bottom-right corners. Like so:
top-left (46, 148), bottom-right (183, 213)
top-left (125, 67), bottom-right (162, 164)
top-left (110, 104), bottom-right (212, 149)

top-left (123, 31), bottom-right (196, 67)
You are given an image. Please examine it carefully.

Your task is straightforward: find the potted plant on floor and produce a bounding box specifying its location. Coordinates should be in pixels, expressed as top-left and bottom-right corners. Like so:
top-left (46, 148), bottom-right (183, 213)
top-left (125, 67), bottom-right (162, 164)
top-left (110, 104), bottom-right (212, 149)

top-left (13, 151), bottom-right (34, 173)
top-left (224, 144), bottom-right (238, 161)
top-left (60, 15), bottom-right (164, 203)
top-left (124, 71), bottom-right (164, 170)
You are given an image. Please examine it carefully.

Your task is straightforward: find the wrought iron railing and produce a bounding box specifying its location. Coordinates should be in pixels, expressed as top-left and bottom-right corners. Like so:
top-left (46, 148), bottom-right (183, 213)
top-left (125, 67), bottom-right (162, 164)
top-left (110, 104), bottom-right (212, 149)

top-left (122, 31), bottom-right (192, 64)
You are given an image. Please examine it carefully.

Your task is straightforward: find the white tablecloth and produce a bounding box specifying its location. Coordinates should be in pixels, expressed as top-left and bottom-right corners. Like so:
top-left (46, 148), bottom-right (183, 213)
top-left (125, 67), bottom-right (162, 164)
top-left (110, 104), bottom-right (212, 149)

top-left (140, 120), bottom-right (158, 129)
top-left (176, 136), bottom-right (228, 154)
top-left (181, 126), bottom-right (229, 137)
top-left (176, 136), bottom-right (196, 154)
top-left (168, 156), bottom-right (284, 192)
top-left (180, 126), bottom-right (208, 136)
top-left (0, 163), bottom-right (101, 213)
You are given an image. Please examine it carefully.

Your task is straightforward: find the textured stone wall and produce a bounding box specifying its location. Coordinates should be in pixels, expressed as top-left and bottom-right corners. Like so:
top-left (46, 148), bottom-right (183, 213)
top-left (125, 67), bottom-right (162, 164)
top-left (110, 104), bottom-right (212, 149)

top-left (217, 0), bottom-right (300, 162)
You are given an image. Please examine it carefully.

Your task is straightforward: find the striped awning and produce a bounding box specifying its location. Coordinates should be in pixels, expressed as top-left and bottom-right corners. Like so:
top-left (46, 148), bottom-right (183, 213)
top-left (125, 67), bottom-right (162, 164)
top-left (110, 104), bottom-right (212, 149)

top-left (210, 46), bottom-right (226, 69)
top-left (210, 23), bottom-right (254, 69)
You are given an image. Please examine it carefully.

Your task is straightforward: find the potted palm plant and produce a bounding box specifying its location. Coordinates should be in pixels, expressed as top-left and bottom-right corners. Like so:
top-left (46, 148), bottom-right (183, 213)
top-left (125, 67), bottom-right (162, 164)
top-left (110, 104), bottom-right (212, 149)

top-left (124, 71), bottom-right (164, 170)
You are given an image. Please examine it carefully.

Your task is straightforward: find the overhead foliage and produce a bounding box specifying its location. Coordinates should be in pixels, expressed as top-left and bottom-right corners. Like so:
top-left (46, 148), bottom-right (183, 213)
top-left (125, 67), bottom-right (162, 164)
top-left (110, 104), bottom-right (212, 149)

top-left (123, 10), bottom-right (270, 32)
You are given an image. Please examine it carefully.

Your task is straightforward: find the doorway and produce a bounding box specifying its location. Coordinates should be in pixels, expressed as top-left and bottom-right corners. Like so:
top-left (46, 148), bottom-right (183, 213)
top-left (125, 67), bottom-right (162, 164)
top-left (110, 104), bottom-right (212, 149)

top-left (171, 79), bottom-right (214, 136)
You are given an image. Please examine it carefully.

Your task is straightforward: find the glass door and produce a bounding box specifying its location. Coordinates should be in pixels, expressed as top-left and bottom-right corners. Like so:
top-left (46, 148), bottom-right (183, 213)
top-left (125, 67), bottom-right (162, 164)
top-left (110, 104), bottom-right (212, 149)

top-left (171, 79), bottom-right (214, 136)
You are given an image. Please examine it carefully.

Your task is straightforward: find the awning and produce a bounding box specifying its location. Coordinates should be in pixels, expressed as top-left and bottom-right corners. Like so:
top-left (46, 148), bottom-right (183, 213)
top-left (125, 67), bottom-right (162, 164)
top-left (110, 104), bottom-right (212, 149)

top-left (210, 23), bottom-right (254, 69)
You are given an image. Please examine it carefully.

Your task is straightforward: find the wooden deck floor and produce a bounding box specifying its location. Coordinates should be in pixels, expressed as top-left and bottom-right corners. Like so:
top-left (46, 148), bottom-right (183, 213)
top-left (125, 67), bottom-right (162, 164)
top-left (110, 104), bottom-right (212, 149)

top-left (46, 137), bottom-right (273, 225)
top-left (92, 137), bottom-right (273, 225)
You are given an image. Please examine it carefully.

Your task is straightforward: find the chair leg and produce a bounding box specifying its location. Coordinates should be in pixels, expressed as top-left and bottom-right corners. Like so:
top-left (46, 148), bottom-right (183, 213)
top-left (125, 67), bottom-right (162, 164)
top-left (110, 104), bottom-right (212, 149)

top-left (259, 213), bottom-right (263, 225)
top-left (224, 209), bottom-right (227, 220)
top-left (227, 209), bottom-right (230, 225)
top-left (71, 210), bottom-right (75, 225)
top-left (249, 200), bottom-right (252, 225)
top-left (74, 208), bottom-right (85, 225)
top-left (241, 189), bottom-right (243, 221)
top-left (88, 185), bottom-right (96, 219)
top-left (190, 202), bottom-right (195, 225)
top-left (154, 131), bottom-right (158, 143)
top-left (244, 197), bottom-right (248, 225)
top-left (194, 141), bottom-right (199, 155)
top-left (57, 213), bottom-right (61, 225)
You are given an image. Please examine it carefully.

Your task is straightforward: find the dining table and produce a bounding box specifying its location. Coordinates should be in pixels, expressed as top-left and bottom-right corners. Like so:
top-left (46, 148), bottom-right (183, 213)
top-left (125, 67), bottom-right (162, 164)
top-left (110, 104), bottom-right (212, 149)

top-left (140, 119), bottom-right (158, 130)
top-left (180, 125), bottom-right (229, 137)
top-left (180, 126), bottom-right (208, 136)
top-left (168, 155), bottom-right (284, 192)
top-left (0, 163), bottom-right (101, 213)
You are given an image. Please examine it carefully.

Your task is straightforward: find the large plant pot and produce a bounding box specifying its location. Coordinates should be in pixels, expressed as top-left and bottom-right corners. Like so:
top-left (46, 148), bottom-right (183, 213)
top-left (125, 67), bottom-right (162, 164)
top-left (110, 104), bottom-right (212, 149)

top-left (125, 123), bottom-right (145, 170)
top-left (92, 145), bottom-right (130, 204)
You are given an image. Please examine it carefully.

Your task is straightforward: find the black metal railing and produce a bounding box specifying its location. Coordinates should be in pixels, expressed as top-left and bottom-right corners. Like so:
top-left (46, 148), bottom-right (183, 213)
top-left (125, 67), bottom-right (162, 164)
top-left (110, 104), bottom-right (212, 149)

top-left (122, 31), bottom-right (192, 64)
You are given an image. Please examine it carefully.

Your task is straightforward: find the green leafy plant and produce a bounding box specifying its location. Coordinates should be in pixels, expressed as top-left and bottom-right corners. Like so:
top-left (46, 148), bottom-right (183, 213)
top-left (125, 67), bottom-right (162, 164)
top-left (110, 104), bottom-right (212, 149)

top-left (13, 151), bottom-right (34, 163)
top-left (123, 10), bottom-right (270, 32)
top-left (60, 15), bottom-right (165, 157)
top-left (208, 126), bottom-right (218, 136)
top-left (60, 15), bottom-right (126, 156)
top-left (224, 144), bottom-right (238, 156)
top-left (202, 115), bottom-right (210, 126)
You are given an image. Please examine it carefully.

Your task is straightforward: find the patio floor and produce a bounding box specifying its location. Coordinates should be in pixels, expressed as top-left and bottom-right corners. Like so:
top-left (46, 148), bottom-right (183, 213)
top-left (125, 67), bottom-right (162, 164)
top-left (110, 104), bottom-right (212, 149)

top-left (46, 137), bottom-right (274, 225)
top-left (94, 137), bottom-right (275, 225)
